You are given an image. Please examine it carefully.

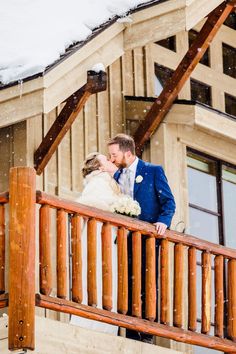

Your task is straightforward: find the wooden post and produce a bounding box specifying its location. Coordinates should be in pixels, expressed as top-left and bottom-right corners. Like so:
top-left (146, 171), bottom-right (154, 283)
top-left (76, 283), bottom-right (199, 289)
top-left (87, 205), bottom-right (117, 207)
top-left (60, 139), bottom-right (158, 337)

top-left (0, 204), bottom-right (5, 294)
top-left (87, 218), bottom-right (97, 307)
top-left (228, 259), bottom-right (236, 341)
top-left (174, 243), bottom-right (184, 328)
top-left (201, 252), bottom-right (211, 334)
top-left (160, 239), bottom-right (170, 325)
top-left (71, 214), bottom-right (83, 303)
top-left (57, 209), bottom-right (67, 299)
top-left (8, 167), bottom-right (36, 350)
top-left (39, 205), bottom-right (52, 296)
top-left (117, 227), bottom-right (128, 314)
top-left (215, 255), bottom-right (224, 338)
top-left (101, 223), bottom-right (112, 311)
top-left (188, 247), bottom-right (197, 331)
top-left (145, 236), bottom-right (156, 321)
top-left (132, 231), bottom-right (142, 318)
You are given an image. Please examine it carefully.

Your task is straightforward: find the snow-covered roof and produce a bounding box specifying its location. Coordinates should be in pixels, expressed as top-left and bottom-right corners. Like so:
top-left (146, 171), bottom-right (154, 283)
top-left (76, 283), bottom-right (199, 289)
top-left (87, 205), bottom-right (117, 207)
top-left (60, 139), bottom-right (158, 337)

top-left (0, 0), bottom-right (161, 86)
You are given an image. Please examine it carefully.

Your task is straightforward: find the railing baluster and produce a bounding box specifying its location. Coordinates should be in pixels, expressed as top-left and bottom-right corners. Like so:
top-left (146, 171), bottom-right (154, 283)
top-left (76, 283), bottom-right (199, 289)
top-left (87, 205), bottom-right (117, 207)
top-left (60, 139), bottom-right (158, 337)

top-left (71, 214), bottom-right (82, 303)
top-left (132, 231), bottom-right (142, 318)
top-left (0, 204), bottom-right (5, 294)
top-left (161, 239), bottom-right (170, 325)
top-left (145, 236), bottom-right (156, 321)
top-left (57, 209), bottom-right (67, 299)
top-left (228, 259), bottom-right (236, 341)
top-left (117, 227), bottom-right (128, 314)
top-left (87, 218), bottom-right (97, 306)
top-left (39, 205), bottom-right (52, 296)
top-left (188, 247), bottom-right (197, 331)
top-left (174, 243), bottom-right (184, 328)
top-left (215, 255), bottom-right (224, 338)
top-left (202, 252), bottom-right (211, 334)
top-left (101, 223), bottom-right (112, 310)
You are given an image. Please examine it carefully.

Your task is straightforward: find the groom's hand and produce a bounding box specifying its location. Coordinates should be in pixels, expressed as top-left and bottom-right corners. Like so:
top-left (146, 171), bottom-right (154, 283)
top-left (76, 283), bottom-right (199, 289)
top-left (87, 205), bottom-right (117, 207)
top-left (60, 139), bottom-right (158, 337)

top-left (153, 222), bottom-right (167, 235)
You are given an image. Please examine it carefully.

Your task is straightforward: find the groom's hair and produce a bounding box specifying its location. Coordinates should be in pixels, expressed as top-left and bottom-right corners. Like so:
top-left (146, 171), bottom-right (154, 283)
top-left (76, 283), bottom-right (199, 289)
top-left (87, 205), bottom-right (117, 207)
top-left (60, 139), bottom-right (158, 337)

top-left (108, 134), bottom-right (135, 155)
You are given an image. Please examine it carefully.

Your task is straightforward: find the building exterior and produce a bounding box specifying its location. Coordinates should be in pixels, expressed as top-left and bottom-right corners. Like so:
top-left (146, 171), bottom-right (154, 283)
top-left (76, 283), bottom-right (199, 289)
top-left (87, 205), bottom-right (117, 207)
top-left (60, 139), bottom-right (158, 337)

top-left (0, 0), bottom-right (235, 353)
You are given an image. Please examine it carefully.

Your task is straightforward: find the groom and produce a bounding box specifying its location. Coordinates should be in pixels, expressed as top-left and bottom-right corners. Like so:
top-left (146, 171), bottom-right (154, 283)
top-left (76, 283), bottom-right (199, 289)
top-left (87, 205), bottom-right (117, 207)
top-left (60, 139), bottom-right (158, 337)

top-left (105, 133), bottom-right (176, 343)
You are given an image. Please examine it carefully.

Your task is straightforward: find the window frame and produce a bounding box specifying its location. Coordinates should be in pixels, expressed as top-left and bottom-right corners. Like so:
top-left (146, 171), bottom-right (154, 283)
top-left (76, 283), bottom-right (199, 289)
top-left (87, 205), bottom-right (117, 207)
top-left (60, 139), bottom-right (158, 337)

top-left (187, 148), bottom-right (236, 246)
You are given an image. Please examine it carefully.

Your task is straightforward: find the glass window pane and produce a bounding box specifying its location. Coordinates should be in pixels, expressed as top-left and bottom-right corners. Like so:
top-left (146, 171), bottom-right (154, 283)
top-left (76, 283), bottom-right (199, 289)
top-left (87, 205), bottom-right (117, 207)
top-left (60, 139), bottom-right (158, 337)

top-left (223, 43), bottom-right (236, 79)
top-left (189, 30), bottom-right (210, 66)
top-left (188, 167), bottom-right (218, 212)
top-left (189, 207), bottom-right (219, 243)
top-left (225, 93), bottom-right (236, 118)
top-left (223, 179), bottom-right (236, 249)
top-left (191, 79), bottom-right (212, 106)
top-left (224, 12), bottom-right (236, 30)
top-left (156, 36), bottom-right (176, 52)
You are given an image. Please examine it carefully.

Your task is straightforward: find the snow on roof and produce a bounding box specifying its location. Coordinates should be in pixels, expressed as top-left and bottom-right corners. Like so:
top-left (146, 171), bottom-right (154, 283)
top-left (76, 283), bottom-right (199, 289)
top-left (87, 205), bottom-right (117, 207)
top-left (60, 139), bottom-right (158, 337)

top-left (0, 0), bottom-right (156, 86)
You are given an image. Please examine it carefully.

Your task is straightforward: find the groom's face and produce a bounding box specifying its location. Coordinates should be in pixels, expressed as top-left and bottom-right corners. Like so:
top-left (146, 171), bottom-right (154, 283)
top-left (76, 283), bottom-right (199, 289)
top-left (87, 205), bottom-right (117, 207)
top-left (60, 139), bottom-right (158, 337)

top-left (108, 144), bottom-right (128, 168)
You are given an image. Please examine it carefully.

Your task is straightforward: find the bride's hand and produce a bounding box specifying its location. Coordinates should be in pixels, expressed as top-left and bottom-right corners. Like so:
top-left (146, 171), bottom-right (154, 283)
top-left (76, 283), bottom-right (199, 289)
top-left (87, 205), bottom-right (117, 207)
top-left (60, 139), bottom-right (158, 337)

top-left (100, 160), bottom-right (118, 175)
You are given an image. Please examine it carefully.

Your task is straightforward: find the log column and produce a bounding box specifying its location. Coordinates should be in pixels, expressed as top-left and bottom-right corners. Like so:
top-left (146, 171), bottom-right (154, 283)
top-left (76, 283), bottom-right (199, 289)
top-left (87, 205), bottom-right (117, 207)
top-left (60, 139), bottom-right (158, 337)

top-left (8, 167), bottom-right (36, 350)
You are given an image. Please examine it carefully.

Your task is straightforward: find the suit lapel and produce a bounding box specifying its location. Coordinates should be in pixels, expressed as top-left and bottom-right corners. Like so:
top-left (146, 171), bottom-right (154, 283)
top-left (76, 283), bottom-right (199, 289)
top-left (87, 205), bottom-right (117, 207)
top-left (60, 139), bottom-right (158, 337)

top-left (134, 159), bottom-right (145, 197)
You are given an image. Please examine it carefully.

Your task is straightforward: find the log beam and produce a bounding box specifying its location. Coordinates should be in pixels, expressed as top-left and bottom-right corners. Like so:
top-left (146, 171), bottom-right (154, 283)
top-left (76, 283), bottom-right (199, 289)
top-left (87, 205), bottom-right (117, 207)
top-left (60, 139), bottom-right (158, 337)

top-left (34, 70), bottom-right (107, 175)
top-left (134, 1), bottom-right (236, 156)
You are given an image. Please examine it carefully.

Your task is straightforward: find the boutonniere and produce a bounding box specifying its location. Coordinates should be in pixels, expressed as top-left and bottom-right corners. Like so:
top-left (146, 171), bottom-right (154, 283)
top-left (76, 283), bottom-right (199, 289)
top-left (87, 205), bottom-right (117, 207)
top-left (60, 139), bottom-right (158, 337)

top-left (135, 175), bottom-right (143, 183)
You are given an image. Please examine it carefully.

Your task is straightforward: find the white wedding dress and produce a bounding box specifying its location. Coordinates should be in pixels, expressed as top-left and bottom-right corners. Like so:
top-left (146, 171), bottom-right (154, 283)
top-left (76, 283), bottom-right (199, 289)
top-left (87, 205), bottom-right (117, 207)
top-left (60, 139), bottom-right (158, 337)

top-left (70, 171), bottom-right (120, 335)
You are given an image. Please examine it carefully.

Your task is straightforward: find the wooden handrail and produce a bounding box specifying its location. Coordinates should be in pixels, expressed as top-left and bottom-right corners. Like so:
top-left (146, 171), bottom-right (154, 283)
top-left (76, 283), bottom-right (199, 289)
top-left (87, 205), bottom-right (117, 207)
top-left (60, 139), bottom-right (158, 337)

top-left (36, 294), bottom-right (236, 352)
top-left (36, 190), bottom-right (236, 259)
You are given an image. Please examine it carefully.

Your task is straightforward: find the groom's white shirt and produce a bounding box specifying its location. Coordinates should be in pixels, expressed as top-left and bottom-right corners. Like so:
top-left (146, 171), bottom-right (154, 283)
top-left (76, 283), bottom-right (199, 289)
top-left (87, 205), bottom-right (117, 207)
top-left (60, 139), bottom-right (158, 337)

top-left (119, 157), bottom-right (138, 198)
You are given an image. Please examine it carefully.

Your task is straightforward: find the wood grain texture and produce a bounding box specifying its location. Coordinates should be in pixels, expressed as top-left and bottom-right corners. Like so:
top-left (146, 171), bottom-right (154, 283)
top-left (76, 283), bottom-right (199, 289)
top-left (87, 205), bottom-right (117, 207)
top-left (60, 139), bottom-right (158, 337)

top-left (39, 205), bottom-right (52, 296)
top-left (57, 210), bottom-right (67, 299)
top-left (8, 167), bottom-right (36, 350)
top-left (71, 214), bottom-right (83, 303)
top-left (117, 227), bottom-right (128, 314)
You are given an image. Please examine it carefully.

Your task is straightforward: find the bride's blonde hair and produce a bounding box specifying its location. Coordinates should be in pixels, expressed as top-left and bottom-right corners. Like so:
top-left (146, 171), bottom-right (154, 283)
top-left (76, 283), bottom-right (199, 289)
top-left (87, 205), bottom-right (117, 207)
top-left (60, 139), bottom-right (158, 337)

top-left (82, 152), bottom-right (101, 178)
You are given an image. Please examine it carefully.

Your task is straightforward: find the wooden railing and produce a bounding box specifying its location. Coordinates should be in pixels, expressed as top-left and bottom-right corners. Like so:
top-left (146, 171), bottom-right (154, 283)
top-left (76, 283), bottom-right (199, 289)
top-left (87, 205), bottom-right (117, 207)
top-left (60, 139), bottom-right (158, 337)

top-left (1, 167), bottom-right (236, 352)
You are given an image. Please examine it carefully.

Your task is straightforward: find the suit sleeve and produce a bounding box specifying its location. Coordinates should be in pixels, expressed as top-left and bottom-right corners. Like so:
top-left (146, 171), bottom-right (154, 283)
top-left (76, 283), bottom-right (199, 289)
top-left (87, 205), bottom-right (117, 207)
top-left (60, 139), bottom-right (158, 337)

top-left (154, 166), bottom-right (176, 227)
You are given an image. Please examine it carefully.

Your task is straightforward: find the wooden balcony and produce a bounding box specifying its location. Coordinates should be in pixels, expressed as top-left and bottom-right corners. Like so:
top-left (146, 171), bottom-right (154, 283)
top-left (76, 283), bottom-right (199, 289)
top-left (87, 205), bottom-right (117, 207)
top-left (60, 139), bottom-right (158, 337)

top-left (0, 167), bottom-right (236, 352)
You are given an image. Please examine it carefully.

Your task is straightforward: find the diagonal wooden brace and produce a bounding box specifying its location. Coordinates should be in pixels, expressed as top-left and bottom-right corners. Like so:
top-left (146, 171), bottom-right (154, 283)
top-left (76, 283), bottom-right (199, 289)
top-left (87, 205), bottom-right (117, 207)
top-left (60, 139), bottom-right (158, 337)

top-left (34, 70), bottom-right (107, 175)
top-left (134, 0), bottom-right (236, 156)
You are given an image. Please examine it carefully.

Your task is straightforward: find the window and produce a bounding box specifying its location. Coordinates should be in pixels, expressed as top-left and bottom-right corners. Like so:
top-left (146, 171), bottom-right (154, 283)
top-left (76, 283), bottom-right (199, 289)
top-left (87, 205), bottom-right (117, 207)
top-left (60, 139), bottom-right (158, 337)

top-left (224, 12), bottom-right (236, 30)
top-left (190, 79), bottom-right (212, 106)
top-left (156, 36), bottom-right (176, 52)
top-left (187, 150), bottom-right (236, 354)
top-left (225, 93), bottom-right (236, 117)
top-left (154, 63), bottom-right (173, 96)
top-left (187, 149), bottom-right (236, 246)
top-left (189, 30), bottom-right (210, 67)
top-left (223, 43), bottom-right (236, 79)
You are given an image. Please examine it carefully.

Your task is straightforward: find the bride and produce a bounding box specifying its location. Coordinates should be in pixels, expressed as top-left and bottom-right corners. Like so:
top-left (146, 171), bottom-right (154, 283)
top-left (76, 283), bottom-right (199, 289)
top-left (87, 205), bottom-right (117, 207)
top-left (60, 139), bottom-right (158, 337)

top-left (70, 152), bottom-right (134, 335)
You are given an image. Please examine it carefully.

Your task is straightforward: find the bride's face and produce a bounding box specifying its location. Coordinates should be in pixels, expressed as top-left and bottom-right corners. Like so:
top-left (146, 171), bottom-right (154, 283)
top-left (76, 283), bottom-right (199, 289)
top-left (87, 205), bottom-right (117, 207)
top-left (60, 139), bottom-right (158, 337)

top-left (98, 154), bottom-right (115, 170)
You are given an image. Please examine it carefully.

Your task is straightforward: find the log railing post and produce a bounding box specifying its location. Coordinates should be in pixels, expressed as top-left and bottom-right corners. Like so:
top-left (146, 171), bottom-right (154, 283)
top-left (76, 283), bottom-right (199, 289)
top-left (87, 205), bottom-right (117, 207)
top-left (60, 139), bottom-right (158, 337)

top-left (39, 205), bottom-right (52, 296)
top-left (0, 204), bottom-right (5, 294)
top-left (160, 239), bottom-right (170, 325)
top-left (8, 167), bottom-right (36, 351)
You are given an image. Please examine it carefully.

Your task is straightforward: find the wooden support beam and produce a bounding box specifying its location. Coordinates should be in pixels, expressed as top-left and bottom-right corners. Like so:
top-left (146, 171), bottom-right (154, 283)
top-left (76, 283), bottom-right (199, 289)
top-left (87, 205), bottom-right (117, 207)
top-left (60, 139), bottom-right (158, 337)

top-left (134, 1), bottom-right (236, 155)
top-left (34, 70), bottom-right (107, 175)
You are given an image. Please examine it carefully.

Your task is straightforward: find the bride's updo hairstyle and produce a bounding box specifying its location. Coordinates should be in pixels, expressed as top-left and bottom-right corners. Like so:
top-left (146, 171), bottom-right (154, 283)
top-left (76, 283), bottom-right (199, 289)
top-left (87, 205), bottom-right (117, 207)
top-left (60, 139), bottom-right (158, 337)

top-left (82, 152), bottom-right (101, 178)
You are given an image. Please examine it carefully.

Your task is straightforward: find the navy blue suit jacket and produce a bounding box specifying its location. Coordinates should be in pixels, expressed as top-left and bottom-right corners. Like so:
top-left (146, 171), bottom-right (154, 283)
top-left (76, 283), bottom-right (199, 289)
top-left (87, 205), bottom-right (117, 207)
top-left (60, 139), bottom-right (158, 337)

top-left (114, 159), bottom-right (176, 227)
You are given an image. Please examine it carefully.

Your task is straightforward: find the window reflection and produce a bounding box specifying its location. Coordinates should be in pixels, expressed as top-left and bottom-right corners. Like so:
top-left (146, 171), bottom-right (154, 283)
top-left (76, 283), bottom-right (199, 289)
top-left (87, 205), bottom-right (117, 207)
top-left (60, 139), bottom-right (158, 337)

top-left (188, 168), bottom-right (218, 212)
top-left (189, 207), bottom-right (219, 243)
top-left (223, 166), bottom-right (236, 249)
